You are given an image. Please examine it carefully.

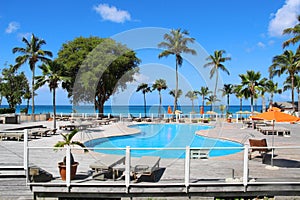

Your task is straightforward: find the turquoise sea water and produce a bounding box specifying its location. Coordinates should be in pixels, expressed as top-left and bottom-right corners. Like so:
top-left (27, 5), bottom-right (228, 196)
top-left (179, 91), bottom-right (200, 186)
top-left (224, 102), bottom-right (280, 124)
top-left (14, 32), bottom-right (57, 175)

top-left (5, 105), bottom-right (263, 116)
top-left (88, 124), bottom-right (243, 158)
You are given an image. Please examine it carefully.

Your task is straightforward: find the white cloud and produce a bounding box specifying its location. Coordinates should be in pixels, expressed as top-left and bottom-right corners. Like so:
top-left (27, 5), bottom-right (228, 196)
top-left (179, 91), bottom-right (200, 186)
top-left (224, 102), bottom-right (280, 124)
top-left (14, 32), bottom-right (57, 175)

top-left (268, 0), bottom-right (300, 37)
top-left (257, 42), bottom-right (266, 48)
top-left (93, 4), bottom-right (131, 23)
top-left (5, 21), bottom-right (20, 33)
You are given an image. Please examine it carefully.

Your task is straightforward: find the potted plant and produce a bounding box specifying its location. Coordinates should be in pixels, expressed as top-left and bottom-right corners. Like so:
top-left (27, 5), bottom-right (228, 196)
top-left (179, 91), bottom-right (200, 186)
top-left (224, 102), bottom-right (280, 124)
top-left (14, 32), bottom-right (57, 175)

top-left (226, 111), bottom-right (232, 123)
top-left (54, 129), bottom-right (88, 181)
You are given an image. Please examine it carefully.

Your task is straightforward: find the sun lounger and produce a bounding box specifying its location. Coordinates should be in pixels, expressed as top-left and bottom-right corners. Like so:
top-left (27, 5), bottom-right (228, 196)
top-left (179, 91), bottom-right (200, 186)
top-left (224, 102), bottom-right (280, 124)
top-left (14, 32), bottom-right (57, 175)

top-left (131, 156), bottom-right (160, 181)
top-left (248, 138), bottom-right (271, 161)
top-left (0, 131), bottom-right (24, 141)
top-left (89, 155), bottom-right (125, 180)
top-left (190, 149), bottom-right (209, 159)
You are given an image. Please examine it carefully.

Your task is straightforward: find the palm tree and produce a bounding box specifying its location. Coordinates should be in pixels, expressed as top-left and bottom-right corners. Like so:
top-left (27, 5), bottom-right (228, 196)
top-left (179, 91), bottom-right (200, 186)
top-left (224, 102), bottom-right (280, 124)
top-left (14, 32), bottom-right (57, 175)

top-left (152, 79), bottom-right (167, 116)
top-left (269, 49), bottom-right (300, 112)
top-left (185, 91), bottom-right (198, 112)
top-left (197, 86), bottom-right (211, 113)
top-left (12, 34), bottom-right (53, 120)
top-left (239, 70), bottom-right (264, 114)
top-left (220, 84), bottom-right (233, 113)
top-left (35, 60), bottom-right (69, 129)
top-left (205, 95), bottom-right (219, 111)
top-left (233, 85), bottom-right (244, 111)
top-left (169, 89), bottom-right (183, 110)
top-left (284, 75), bottom-right (300, 112)
top-left (204, 50), bottom-right (231, 109)
top-left (136, 83), bottom-right (151, 117)
top-left (282, 15), bottom-right (300, 48)
top-left (265, 79), bottom-right (282, 108)
top-left (158, 29), bottom-right (196, 112)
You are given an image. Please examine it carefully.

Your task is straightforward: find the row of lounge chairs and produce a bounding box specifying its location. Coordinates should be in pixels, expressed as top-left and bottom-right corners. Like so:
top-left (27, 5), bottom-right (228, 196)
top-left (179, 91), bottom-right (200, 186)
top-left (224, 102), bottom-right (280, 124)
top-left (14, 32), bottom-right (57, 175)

top-left (256, 125), bottom-right (291, 136)
top-left (59, 119), bottom-right (112, 130)
top-left (0, 128), bottom-right (57, 141)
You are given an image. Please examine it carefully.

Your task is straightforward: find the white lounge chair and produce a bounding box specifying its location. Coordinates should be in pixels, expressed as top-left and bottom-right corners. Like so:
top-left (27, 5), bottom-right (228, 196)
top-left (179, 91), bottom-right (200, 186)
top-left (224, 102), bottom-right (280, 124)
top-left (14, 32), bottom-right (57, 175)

top-left (131, 156), bottom-right (161, 181)
top-left (89, 155), bottom-right (125, 180)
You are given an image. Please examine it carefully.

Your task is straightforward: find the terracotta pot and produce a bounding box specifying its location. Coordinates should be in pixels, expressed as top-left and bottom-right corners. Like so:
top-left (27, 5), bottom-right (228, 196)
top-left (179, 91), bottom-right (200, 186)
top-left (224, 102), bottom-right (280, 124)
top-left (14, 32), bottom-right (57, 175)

top-left (58, 162), bottom-right (79, 181)
top-left (227, 118), bottom-right (232, 123)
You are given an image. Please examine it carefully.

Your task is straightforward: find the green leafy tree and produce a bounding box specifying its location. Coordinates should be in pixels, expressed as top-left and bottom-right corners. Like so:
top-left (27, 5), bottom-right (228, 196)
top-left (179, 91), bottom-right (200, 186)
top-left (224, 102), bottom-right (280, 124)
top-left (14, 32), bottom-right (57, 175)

top-left (269, 49), bottom-right (300, 112)
top-left (282, 15), bottom-right (300, 48)
top-left (1, 65), bottom-right (29, 109)
top-left (220, 84), bottom-right (233, 113)
top-left (57, 37), bottom-right (140, 114)
top-left (136, 83), bottom-right (151, 117)
top-left (152, 79), bottom-right (167, 116)
top-left (35, 60), bottom-right (70, 129)
top-left (158, 29), bottom-right (196, 112)
top-left (239, 70), bottom-right (264, 114)
top-left (185, 90), bottom-right (198, 112)
top-left (204, 50), bottom-right (231, 103)
top-left (12, 34), bottom-right (53, 119)
top-left (196, 86), bottom-right (212, 113)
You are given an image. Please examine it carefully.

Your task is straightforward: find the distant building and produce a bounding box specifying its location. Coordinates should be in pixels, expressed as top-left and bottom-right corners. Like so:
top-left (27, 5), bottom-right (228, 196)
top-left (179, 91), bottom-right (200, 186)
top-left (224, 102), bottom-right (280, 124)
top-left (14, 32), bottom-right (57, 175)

top-left (273, 101), bottom-right (297, 112)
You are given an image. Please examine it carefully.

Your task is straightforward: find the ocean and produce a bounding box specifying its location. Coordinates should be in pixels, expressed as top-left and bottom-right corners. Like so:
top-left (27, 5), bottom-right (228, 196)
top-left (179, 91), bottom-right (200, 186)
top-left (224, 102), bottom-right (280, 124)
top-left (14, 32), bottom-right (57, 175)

top-left (1, 105), bottom-right (263, 117)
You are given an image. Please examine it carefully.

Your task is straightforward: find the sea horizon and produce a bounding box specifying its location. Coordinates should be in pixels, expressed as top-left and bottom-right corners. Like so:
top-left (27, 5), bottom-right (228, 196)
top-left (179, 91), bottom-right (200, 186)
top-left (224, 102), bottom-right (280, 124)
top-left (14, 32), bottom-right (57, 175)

top-left (0, 104), bottom-right (263, 116)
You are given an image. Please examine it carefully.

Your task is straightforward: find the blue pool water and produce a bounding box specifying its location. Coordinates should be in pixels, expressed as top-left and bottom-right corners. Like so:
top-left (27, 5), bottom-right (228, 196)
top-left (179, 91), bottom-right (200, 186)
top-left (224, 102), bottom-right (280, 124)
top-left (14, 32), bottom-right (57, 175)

top-left (88, 124), bottom-right (243, 158)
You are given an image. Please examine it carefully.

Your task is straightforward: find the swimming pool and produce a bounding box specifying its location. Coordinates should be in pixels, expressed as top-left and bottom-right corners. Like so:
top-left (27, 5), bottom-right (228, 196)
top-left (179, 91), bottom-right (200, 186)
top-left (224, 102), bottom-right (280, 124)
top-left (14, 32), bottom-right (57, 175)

top-left (88, 124), bottom-right (243, 158)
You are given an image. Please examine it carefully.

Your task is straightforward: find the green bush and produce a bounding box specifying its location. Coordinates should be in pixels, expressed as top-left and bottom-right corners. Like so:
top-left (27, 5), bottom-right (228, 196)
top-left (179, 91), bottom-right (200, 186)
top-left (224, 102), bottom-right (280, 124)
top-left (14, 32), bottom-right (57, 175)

top-left (0, 108), bottom-right (16, 114)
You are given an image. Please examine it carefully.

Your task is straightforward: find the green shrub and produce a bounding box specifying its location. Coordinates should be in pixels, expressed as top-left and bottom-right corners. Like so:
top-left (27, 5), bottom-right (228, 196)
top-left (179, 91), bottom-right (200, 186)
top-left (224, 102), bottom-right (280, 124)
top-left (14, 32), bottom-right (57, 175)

top-left (0, 108), bottom-right (16, 114)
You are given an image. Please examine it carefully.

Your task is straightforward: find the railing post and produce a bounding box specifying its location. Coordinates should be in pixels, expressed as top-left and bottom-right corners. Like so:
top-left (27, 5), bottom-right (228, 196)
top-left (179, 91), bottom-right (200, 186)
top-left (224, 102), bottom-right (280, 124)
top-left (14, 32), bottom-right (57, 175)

top-left (185, 146), bottom-right (190, 192)
top-left (24, 129), bottom-right (28, 170)
top-left (125, 146), bottom-right (131, 192)
top-left (243, 145), bottom-right (249, 189)
top-left (66, 145), bottom-right (71, 188)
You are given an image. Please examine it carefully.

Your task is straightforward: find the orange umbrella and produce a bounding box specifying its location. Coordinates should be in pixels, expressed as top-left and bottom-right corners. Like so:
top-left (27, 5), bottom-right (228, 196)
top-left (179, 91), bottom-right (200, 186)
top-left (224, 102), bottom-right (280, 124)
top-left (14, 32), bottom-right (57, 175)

top-left (267, 106), bottom-right (281, 112)
top-left (251, 110), bottom-right (300, 166)
top-left (167, 106), bottom-right (173, 114)
top-left (200, 106), bottom-right (204, 115)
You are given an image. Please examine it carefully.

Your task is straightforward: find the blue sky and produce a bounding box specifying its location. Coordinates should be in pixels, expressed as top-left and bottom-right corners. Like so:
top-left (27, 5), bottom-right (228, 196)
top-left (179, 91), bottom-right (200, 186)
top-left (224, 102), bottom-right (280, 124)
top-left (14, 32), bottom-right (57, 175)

top-left (0, 0), bottom-right (300, 107)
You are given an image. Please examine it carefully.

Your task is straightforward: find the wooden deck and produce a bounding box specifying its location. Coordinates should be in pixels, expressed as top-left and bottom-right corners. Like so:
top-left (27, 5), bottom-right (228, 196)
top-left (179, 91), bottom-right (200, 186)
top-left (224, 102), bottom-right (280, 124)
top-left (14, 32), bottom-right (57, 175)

top-left (1, 121), bottom-right (300, 199)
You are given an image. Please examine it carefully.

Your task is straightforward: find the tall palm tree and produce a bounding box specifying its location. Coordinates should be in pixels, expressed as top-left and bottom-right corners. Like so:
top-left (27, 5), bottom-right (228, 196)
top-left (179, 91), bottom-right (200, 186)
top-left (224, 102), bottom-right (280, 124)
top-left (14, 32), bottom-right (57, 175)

top-left (185, 91), bottom-right (198, 112)
top-left (269, 49), bottom-right (300, 112)
top-left (282, 15), bottom-right (300, 48)
top-left (169, 89), bottom-right (183, 110)
top-left (35, 60), bottom-right (69, 129)
top-left (265, 79), bottom-right (282, 108)
top-left (158, 29), bottom-right (196, 112)
top-left (284, 75), bottom-right (300, 112)
top-left (197, 86), bottom-right (211, 113)
top-left (220, 84), bottom-right (233, 113)
top-left (136, 83), bottom-right (151, 117)
top-left (12, 34), bottom-right (53, 119)
top-left (257, 78), bottom-right (268, 112)
top-left (204, 50), bottom-right (231, 110)
top-left (239, 70), bottom-right (264, 114)
top-left (152, 79), bottom-right (167, 116)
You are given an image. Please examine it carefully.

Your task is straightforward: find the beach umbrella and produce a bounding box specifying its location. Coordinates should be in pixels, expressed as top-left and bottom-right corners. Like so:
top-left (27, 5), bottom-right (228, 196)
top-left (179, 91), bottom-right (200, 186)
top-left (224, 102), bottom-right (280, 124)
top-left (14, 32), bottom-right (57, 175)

top-left (251, 110), bottom-right (300, 166)
top-left (167, 106), bottom-right (172, 114)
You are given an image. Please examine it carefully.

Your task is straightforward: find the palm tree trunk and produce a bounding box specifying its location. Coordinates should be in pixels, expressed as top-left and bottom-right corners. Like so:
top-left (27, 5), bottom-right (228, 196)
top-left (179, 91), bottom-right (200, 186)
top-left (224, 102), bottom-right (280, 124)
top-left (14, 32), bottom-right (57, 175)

top-left (227, 94), bottom-right (230, 113)
top-left (213, 71), bottom-right (219, 112)
top-left (143, 93), bottom-right (147, 118)
top-left (298, 88), bottom-right (300, 114)
top-left (174, 59), bottom-right (178, 112)
top-left (262, 96), bottom-right (266, 112)
top-left (239, 98), bottom-right (242, 111)
top-left (53, 88), bottom-right (56, 129)
top-left (250, 95), bottom-right (254, 114)
top-left (158, 91), bottom-right (162, 116)
top-left (291, 75), bottom-right (295, 112)
top-left (202, 96), bottom-right (205, 110)
top-left (192, 100), bottom-right (194, 112)
top-left (31, 65), bottom-right (35, 121)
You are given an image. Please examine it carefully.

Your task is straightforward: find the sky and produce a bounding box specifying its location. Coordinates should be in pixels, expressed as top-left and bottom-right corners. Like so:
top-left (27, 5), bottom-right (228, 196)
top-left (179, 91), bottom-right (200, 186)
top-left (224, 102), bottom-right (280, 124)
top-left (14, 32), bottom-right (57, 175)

top-left (0, 0), bottom-right (300, 107)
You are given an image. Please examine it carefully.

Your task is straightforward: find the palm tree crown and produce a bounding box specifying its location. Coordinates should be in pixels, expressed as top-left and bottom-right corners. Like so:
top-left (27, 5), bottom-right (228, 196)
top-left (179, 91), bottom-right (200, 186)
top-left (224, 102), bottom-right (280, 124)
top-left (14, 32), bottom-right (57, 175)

top-left (282, 15), bottom-right (300, 48)
top-left (204, 50), bottom-right (231, 107)
top-left (12, 33), bottom-right (52, 118)
top-left (158, 28), bottom-right (196, 112)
